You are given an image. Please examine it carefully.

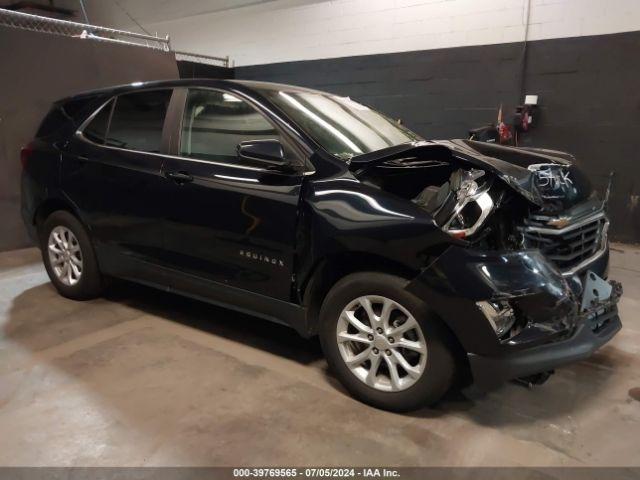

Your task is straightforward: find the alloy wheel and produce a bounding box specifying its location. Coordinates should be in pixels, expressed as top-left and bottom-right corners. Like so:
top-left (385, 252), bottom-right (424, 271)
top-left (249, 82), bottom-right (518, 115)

top-left (336, 295), bottom-right (427, 392)
top-left (48, 226), bottom-right (83, 286)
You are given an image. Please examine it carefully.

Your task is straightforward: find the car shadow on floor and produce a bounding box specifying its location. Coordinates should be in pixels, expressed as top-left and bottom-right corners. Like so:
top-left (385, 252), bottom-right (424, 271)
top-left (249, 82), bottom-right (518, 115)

top-left (104, 279), bottom-right (325, 366)
top-left (4, 279), bottom-right (622, 426)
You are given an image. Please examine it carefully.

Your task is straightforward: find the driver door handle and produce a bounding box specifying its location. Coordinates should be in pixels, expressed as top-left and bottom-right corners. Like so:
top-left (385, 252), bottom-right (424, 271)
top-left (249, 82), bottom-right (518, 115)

top-left (166, 171), bottom-right (193, 184)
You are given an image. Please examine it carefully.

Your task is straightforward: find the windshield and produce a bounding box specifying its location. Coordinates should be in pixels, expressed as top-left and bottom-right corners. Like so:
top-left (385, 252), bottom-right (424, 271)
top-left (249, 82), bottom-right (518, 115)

top-left (260, 89), bottom-right (422, 159)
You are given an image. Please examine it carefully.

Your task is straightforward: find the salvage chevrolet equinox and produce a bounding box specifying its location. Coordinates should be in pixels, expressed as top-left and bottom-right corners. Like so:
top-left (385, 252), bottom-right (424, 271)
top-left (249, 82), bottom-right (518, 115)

top-left (21, 80), bottom-right (622, 411)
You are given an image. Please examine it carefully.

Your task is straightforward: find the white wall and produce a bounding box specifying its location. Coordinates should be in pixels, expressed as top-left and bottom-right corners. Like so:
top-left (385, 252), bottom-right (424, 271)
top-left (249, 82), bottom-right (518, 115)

top-left (132, 0), bottom-right (640, 66)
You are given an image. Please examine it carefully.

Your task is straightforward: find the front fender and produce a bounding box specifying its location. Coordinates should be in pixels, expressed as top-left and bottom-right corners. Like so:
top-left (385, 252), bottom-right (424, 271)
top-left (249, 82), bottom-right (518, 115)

top-left (299, 177), bottom-right (452, 281)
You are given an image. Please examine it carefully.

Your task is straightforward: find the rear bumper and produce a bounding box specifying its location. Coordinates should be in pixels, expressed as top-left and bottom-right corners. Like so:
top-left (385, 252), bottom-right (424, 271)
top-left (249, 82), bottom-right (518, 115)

top-left (468, 306), bottom-right (621, 389)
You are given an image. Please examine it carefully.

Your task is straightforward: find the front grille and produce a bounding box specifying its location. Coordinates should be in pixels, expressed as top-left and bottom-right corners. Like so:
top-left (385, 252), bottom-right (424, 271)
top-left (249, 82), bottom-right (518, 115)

top-left (520, 213), bottom-right (608, 271)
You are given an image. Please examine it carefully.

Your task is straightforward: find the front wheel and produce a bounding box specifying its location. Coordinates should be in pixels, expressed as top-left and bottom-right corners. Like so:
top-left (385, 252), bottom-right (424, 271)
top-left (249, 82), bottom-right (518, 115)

top-left (319, 272), bottom-right (456, 412)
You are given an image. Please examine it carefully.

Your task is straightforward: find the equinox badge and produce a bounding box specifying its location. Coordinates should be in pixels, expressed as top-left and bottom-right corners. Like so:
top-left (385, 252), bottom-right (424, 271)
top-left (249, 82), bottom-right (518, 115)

top-left (239, 249), bottom-right (285, 267)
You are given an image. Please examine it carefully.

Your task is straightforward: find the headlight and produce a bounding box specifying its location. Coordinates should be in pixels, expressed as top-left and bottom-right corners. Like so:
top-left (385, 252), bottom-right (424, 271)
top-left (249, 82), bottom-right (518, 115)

top-left (441, 169), bottom-right (494, 239)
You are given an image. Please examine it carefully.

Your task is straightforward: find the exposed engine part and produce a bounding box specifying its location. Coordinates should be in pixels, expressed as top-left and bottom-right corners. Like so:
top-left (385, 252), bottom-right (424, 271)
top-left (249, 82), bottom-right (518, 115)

top-left (580, 270), bottom-right (613, 311)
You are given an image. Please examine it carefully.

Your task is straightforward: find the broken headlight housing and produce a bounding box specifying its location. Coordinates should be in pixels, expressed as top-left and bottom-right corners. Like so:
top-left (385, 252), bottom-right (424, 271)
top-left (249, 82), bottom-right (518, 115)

top-left (476, 300), bottom-right (517, 338)
top-left (415, 168), bottom-right (494, 239)
top-left (442, 169), bottom-right (493, 238)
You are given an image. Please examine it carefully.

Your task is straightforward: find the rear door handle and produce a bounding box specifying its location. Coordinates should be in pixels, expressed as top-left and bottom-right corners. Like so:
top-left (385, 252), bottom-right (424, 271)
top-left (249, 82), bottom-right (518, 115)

top-left (166, 171), bottom-right (193, 184)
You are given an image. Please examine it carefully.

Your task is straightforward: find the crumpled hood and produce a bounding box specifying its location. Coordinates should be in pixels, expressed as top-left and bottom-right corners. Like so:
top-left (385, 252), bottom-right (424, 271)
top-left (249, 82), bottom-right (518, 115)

top-left (349, 139), bottom-right (593, 210)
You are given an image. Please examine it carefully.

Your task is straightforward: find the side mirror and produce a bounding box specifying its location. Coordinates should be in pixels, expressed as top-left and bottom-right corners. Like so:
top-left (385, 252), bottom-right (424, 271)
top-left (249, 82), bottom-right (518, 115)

top-left (237, 139), bottom-right (288, 168)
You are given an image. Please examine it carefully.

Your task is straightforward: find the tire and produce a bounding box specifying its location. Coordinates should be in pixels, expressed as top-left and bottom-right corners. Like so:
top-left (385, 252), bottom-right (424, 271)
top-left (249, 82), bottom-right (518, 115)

top-left (319, 272), bottom-right (456, 412)
top-left (39, 210), bottom-right (104, 300)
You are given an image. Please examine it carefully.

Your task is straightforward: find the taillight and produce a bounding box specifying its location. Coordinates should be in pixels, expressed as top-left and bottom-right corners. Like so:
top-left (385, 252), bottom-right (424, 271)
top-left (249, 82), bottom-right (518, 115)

top-left (20, 144), bottom-right (34, 169)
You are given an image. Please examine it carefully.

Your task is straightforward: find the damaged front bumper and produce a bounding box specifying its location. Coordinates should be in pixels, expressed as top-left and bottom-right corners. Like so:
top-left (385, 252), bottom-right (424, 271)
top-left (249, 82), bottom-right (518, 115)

top-left (406, 245), bottom-right (622, 390)
top-left (469, 283), bottom-right (621, 389)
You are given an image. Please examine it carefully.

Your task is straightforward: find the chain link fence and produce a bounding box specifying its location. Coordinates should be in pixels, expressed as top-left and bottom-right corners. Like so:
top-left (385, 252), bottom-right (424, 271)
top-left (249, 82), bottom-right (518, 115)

top-left (0, 8), bottom-right (170, 50)
top-left (0, 8), bottom-right (229, 66)
top-left (0, 8), bottom-right (171, 50)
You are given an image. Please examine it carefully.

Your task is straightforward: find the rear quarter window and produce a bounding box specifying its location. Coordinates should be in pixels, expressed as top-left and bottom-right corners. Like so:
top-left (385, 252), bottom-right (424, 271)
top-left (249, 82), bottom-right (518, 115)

top-left (35, 105), bottom-right (70, 138)
top-left (36, 97), bottom-right (103, 139)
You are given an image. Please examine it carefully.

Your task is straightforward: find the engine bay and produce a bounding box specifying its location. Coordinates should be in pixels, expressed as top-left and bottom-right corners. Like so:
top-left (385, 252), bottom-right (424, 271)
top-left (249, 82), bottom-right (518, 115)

top-left (356, 154), bottom-right (530, 251)
top-left (353, 145), bottom-right (608, 273)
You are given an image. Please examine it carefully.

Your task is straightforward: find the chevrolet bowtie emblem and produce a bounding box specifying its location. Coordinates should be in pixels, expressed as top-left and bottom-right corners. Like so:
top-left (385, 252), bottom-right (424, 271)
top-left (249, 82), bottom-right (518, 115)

top-left (547, 217), bottom-right (571, 228)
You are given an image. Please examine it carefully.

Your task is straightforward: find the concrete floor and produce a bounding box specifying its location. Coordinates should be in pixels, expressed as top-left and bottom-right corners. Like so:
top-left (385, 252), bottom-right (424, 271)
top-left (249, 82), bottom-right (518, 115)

top-left (0, 245), bottom-right (639, 467)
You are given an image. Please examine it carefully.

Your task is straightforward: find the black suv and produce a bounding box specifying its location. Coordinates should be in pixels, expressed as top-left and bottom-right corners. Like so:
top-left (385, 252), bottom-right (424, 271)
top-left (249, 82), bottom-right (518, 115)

top-left (21, 79), bottom-right (622, 411)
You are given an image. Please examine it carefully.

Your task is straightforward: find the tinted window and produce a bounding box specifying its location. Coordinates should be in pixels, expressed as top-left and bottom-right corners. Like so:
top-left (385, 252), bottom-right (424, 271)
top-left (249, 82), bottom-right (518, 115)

top-left (106, 90), bottom-right (171, 153)
top-left (83, 100), bottom-right (113, 144)
top-left (180, 89), bottom-right (278, 162)
top-left (37, 97), bottom-right (92, 139)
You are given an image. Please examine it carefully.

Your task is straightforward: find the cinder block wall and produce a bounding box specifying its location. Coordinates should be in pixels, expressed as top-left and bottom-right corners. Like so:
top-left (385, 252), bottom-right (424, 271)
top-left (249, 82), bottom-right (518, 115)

top-left (141, 0), bottom-right (640, 67)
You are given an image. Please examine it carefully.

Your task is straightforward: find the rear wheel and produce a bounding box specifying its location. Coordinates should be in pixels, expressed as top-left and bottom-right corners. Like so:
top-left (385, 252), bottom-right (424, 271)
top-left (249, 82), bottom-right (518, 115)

top-left (40, 210), bottom-right (104, 300)
top-left (319, 272), bottom-right (456, 412)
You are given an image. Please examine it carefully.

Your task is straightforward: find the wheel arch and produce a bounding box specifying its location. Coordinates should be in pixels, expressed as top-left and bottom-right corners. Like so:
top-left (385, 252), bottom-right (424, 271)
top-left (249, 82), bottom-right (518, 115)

top-left (301, 251), bottom-right (471, 384)
top-left (35, 198), bottom-right (71, 225)
top-left (301, 252), bottom-right (418, 337)
top-left (34, 197), bottom-right (85, 238)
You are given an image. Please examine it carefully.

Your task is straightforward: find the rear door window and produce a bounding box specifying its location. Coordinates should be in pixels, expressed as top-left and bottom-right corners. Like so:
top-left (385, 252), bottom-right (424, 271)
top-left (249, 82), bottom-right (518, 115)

top-left (106, 90), bottom-right (172, 153)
